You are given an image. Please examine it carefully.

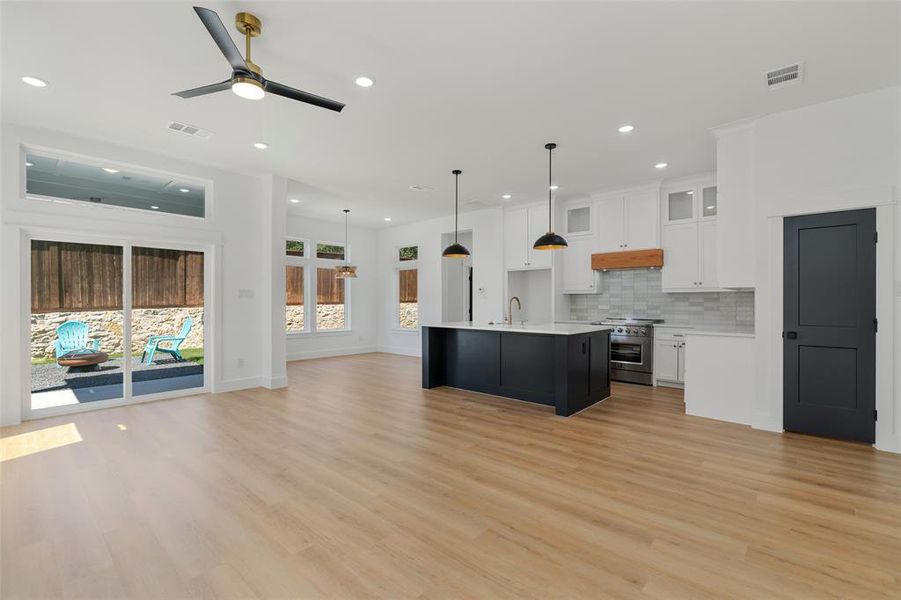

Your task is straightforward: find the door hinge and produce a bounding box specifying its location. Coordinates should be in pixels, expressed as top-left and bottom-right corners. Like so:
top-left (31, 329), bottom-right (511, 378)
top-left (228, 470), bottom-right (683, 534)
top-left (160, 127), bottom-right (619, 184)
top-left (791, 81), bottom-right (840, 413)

top-left (874, 231), bottom-right (878, 244)
top-left (874, 409), bottom-right (878, 421)
top-left (874, 318), bottom-right (878, 333)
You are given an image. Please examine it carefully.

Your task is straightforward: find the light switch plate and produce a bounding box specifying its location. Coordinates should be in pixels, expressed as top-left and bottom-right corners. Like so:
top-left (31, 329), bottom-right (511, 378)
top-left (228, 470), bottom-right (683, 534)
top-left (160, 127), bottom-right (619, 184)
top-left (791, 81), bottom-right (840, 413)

top-left (238, 288), bottom-right (254, 299)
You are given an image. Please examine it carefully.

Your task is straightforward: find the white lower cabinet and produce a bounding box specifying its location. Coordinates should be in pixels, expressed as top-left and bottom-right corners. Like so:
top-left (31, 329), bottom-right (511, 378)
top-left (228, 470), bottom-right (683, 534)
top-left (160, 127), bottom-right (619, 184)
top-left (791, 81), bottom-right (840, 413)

top-left (654, 328), bottom-right (687, 387)
top-left (562, 236), bottom-right (599, 293)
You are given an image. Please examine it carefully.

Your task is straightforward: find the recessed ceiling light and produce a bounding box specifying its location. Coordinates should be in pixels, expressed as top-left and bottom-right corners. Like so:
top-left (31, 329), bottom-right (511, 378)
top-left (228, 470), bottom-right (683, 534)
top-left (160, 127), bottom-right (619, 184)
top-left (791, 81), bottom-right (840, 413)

top-left (355, 76), bottom-right (375, 88)
top-left (409, 184), bottom-right (433, 192)
top-left (179, 188), bottom-right (190, 193)
top-left (549, 185), bottom-right (559, 191)
top-left (384, 217), bottom-right (392, 222)
top-left (655, 162), bottom-right (668, 169)
top-left (618, 124), bottom-right (634, 133)
top-left (706, 205), bottom-right (715, 210)
top-left (289, 198), bottom-right (300, 204)
top-left (102, 167), bottom-right (119, 174)
top-left (150, 205), bottom-right (159, 210)
top-left (25, 161), bottom-right (34, 167)
top-left (502, 194), bottom-right (512, 200)
top-left (21, 76), bottom-right (48, 88)
top-left (253, 142), bottom-right (268, 150)
top-left (687, 190), bottom-right (694, 195)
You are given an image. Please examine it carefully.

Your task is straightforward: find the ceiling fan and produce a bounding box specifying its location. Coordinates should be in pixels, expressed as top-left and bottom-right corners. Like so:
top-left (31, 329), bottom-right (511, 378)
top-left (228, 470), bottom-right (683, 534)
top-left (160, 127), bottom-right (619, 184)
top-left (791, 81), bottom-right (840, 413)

top-left (173, 6), bottom-right (345, 112)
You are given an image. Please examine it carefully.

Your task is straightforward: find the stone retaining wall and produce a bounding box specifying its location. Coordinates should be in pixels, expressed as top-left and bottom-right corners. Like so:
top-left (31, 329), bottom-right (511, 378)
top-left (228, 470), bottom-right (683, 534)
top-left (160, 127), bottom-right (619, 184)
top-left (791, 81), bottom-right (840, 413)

top-left (31, 308), bottom-right (204, 359)
top-left (286, 304), bottom-right (346, 331)
top-left (399, 303), bottom-right (418, 329)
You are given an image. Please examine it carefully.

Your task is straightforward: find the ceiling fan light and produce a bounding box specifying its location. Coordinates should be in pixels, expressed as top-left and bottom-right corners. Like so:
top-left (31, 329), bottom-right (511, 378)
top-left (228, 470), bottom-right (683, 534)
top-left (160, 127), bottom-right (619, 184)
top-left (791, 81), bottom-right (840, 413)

top-left (231, 77), bottom-right (265, 100)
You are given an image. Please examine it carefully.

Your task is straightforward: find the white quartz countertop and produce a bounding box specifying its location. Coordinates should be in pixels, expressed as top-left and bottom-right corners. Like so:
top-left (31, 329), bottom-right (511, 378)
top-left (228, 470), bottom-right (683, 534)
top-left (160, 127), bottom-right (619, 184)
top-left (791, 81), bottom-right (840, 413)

top-left (684, 330), bottom-right (755, 339)
top-left (424, 322), bottom-right (612, 336)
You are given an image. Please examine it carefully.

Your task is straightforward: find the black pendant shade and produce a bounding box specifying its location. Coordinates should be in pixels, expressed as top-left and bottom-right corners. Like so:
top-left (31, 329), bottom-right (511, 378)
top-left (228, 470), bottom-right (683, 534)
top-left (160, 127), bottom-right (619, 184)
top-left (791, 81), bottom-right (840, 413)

top-left (533, 142), bottom-right (568, 250)
top-left (442, 169), bottom-right (471, 258)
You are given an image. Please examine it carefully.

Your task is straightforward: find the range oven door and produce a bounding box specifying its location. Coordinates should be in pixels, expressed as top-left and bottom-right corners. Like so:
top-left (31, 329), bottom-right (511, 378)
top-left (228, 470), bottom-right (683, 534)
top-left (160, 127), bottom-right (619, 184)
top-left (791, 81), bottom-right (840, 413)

top-left (609, 335), bottom-right (651, 373)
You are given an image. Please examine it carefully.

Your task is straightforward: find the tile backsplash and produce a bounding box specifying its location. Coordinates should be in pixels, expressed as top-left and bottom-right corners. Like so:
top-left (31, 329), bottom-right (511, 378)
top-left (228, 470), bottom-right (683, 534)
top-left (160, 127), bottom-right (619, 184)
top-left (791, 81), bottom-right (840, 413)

top-left (569, 269), bottom-right (754, 331)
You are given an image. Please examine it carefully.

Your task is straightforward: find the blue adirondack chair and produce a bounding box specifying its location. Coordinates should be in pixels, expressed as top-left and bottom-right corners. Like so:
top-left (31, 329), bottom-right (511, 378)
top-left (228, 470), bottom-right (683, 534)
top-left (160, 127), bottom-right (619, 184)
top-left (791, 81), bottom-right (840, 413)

top-left (142, 317), bottom-right (193, 364)
top-left (54, 321), bottom-right (100, 360)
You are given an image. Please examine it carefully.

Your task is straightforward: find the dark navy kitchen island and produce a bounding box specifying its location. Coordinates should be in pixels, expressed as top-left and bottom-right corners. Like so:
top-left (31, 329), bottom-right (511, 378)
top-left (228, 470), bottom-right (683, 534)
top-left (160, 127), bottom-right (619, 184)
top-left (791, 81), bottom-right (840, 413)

top-left (422, 322), bottom-right (612, 416)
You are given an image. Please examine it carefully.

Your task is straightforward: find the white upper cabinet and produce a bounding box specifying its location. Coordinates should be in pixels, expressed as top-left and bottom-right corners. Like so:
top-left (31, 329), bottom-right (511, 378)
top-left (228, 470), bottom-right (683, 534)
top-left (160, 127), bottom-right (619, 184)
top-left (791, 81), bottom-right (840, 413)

top-left (623, 190), bottom-right (658, 250)
top-left (527, 204), bottom-right (552, 269)
top-left (562, 236), bottom-right (599, 293)
top-left (596, 195), bottom-right (625, 252)
top-left (503, 207), bottom-right (529, 270)
top-left (661, 222), bottom-right (699, 290)
top-left (564, 201), bottom-right (593, 236)
top-left (594, 185), bottom-right (660, 252)
top-left (660, 175), bottom-right (721, 292)
top-left (503, 203), bottom-right (553, 270)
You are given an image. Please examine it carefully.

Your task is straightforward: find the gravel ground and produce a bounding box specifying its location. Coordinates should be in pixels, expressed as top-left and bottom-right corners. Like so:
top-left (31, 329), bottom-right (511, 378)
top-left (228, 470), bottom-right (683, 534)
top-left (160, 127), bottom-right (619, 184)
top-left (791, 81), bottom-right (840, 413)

top-left (31, 357), bottom-right (203, 393)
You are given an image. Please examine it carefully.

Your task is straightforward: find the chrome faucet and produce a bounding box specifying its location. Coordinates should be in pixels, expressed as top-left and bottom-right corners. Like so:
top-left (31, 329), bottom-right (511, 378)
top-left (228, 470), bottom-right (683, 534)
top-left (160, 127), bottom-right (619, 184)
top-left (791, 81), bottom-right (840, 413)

top-left (505, 296), bottom-right (522, 325)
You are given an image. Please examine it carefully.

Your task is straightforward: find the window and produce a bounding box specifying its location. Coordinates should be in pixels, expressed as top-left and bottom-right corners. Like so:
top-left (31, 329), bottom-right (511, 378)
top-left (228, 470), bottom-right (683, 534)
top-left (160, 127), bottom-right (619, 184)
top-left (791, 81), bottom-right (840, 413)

top-left (396, 245), bottom-right (419, 330)
top-left (285, 265), bottom-right (305, 332)
top-left (316, 267), bottom-right (346, 330)
top-left (285, 237), bottom-right (350, 333)
top-left (286, 240), bottom-right (305, 257)
top-left (316, 243), bottom-right (345, 260)
top-left (399, 246), bottom-right (418, 261)
top-left (24, 149), bottom-right (206, 218)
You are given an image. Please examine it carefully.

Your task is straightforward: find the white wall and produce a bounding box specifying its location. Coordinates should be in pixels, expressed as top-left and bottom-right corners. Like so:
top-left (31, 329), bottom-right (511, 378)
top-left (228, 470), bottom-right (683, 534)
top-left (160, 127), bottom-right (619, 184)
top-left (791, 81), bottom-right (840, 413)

top-left (0, 124), bottom-right (266, 425)
top-left (285, 213), bottom-right (379, 360)
top-left (741, 87), bottom-right (900, 452)
top-left (377, 207), bottom-right (504, 356)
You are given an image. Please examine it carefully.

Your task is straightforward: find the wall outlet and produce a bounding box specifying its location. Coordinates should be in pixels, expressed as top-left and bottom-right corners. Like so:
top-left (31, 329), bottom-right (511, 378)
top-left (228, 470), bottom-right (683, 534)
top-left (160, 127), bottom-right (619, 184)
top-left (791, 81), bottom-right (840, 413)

top-left (238, 289), bottom-right (254, 299)
top-left (237, 358), bottom-right (245, 369)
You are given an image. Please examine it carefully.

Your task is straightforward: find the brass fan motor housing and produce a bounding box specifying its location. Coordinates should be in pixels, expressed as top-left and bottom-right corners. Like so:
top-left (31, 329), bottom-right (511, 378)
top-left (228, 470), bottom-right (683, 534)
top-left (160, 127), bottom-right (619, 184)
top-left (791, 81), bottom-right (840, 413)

top-left (235, 12), bottom-right (261, 37)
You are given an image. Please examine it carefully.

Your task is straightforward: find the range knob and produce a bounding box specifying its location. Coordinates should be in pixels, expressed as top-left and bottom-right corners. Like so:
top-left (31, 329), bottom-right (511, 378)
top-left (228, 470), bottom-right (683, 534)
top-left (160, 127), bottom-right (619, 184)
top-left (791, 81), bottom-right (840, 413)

top-left (616, 327), bottom-right (624, 333)
top-left (624, 328), bottom-right (632, 334)
top-left (637, 328), bottom-right (646, 335)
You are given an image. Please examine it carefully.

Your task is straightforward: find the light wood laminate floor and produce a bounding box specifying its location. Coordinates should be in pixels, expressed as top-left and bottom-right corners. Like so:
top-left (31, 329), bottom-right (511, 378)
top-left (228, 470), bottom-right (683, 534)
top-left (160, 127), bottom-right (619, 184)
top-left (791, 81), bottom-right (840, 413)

top-left (2, 352), bottom-right (900, 599)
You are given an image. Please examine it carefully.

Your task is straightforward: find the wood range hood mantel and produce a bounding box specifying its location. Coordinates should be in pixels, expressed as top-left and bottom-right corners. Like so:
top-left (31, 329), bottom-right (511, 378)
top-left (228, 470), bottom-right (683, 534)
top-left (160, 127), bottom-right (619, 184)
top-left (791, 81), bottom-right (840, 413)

top-left (591, 248), bottom-right (664, 271)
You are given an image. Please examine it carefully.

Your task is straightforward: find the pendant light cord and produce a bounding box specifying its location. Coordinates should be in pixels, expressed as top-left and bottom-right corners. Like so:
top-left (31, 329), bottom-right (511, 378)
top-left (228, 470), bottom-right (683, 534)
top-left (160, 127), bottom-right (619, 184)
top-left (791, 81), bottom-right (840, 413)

top-left (547, 145), bottom-right (553, 230)
top-left (343, 209), bottom-right (349, 267)
top-left (454, 171), bottom-right (459, 244)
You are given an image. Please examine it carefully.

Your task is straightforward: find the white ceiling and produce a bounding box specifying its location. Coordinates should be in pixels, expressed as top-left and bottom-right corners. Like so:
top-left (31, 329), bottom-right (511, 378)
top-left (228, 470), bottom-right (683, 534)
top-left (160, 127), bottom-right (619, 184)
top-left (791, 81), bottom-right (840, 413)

top-left (3, 2), bottom-right (899, 227)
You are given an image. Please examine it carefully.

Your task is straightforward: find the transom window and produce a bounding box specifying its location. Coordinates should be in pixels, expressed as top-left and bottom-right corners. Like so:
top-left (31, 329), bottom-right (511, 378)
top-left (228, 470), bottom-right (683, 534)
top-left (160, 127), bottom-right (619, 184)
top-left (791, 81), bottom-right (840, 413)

top-left (24, 149), bottom-right (206, 218)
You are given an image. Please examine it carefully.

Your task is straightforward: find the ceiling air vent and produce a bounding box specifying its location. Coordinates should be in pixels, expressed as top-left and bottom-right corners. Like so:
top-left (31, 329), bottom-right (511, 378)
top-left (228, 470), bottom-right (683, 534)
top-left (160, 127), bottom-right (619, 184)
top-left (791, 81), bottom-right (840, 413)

top-left (766, 63), bottom-right (803, 89)
top-left (167, 120), bottom-right (213, 139)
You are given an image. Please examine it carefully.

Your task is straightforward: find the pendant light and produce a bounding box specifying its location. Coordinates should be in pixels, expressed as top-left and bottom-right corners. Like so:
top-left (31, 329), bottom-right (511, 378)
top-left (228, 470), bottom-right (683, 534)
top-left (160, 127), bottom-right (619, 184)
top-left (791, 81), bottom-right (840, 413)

top-left (442, 169), bottom-right (470, 258)
top-left (533, 142), bottom-right (568, 250)
top-left (335, 209), bottom-right (358, 278)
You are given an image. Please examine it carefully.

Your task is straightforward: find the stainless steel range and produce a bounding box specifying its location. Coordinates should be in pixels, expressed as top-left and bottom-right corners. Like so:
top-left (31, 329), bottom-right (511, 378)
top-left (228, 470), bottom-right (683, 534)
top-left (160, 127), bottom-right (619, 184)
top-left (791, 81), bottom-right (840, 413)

top-left (591, 318), bottom-right (663, 385)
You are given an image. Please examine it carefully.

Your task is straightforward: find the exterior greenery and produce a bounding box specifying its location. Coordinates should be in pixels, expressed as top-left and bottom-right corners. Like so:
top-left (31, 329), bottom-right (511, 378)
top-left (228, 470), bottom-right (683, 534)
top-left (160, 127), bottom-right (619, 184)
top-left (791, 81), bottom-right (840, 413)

top-left (285, 240), bottom-right (305, 256)
top-left (399, 246), bottom-right (418, 261)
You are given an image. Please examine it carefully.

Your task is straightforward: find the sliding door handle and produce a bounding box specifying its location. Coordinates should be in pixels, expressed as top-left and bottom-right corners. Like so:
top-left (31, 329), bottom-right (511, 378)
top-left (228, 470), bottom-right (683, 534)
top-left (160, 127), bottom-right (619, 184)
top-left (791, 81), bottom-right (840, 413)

top-left (784, 331), bottom-right (797, 339)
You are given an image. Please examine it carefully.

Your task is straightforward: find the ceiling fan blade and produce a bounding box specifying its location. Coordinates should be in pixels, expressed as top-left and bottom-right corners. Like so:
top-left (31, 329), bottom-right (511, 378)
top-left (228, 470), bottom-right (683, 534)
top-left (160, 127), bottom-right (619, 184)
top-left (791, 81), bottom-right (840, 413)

top-left (264, 80), bottom-right (345, 112)
top-left (172, 79), bottom-right (232, 99)
top-left (193, 6), bottom-right (248, 72)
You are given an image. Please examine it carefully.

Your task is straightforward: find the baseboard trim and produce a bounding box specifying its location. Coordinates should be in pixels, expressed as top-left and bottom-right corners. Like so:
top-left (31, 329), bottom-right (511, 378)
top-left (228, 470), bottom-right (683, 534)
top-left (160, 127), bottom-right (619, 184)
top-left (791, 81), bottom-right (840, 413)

top-left (287, 346), bottom-right (378, 361)
top-left (262, 376), bottom-right (288, 389)
top-left (214, 376), bottom-right (262, 393)
top-left (377, 345), bottom-right (421, 357)
top-left (875, 434), bottom-right (901, 454)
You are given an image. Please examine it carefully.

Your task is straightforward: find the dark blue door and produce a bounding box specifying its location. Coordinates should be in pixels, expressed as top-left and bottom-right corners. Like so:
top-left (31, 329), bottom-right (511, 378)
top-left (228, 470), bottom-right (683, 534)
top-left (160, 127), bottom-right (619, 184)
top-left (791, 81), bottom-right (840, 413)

top-left (783, 208), bottom-right (877, 443)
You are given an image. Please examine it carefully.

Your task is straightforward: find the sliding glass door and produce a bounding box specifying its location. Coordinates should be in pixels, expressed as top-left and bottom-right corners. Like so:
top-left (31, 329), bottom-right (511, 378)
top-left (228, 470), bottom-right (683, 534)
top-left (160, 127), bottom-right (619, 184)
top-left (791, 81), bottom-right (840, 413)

top-left (30, 240), bottom-right (125, 409)
top-left (29, 238), bottom-right (207, 415)
top-left (131, 247), bottom-right (205, 396)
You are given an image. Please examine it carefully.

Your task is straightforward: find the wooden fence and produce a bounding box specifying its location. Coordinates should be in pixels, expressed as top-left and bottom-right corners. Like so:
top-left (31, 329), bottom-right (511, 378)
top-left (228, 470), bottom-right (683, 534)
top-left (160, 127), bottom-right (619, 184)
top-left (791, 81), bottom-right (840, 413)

top-left (399, 269), bottom-right (418, 303)
top-left (31, 241), bottom-right (203, 313)
top-left (285, 266), bottom-right (346, 305)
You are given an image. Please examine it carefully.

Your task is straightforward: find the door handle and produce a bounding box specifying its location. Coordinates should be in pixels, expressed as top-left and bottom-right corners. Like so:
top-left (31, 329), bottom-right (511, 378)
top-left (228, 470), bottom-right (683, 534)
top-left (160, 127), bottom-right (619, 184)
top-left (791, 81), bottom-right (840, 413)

top-left (582, 341), bottom-right (587, 354)
top-left (785, 331), bottom-right (797, 339)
